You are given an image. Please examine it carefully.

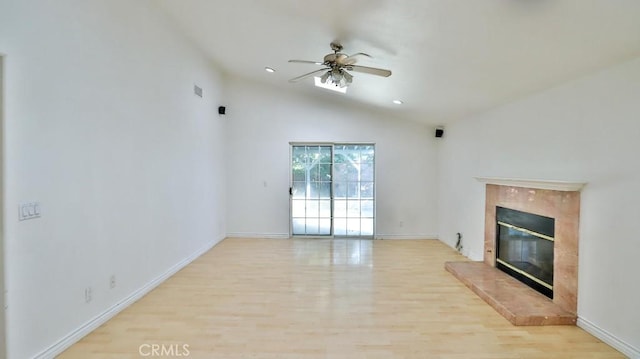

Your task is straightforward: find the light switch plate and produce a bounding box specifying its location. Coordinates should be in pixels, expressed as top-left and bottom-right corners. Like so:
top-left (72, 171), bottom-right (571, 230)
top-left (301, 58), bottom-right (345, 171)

top-left (19, 202), bottom-right (41, 221)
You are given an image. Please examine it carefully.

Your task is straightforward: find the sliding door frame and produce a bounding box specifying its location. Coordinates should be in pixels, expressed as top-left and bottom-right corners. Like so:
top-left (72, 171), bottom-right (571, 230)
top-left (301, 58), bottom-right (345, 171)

top-left (289, 142), bottom-right (376, 239)
top-left (289, 143), bottom-right (333, 238)
top-left (0, 54), bottom-right (7, 359)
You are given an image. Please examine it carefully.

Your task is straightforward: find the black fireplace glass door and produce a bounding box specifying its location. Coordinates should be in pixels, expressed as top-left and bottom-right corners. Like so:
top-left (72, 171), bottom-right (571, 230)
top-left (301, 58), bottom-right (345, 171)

top-left (496, 206), bottom-right (555, 298)
top-left (497, 226), bottom-right (554, 286)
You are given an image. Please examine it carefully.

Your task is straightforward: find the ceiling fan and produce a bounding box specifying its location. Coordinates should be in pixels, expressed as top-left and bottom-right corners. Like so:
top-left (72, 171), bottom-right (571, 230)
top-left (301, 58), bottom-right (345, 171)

top-left (288, 42), bottom-right (392, 88)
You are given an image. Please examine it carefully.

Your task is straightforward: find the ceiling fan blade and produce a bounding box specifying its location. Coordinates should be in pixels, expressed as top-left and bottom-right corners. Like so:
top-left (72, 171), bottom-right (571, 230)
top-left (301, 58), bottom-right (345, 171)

top-left (348, 65), bottom-right (392, 77)
top-left (288, 68), bottom-right (330, 83)
top-left (344, 52), bottom-right (371, 65)
top-left (288, 60), bottom-right (324, 65)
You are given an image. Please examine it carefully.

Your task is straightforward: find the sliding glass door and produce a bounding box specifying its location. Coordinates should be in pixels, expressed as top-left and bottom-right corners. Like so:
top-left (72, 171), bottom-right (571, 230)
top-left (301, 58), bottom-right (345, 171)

top-left (290, 144), bottom-right (375, 238)
top-left (291, 145), bottom-right (332, 236)
top-left (333, 145), bottom-right (375, 236)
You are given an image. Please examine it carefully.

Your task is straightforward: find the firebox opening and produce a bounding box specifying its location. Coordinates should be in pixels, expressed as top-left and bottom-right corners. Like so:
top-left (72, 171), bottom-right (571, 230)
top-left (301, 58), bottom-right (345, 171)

top-left (496, 206), bottom-right (555, 299)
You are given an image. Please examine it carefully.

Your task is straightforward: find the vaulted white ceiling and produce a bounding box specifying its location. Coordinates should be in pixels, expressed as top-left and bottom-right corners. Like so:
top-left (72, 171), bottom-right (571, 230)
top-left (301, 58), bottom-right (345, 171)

top-left (155, 0), bottom-right (640, 124)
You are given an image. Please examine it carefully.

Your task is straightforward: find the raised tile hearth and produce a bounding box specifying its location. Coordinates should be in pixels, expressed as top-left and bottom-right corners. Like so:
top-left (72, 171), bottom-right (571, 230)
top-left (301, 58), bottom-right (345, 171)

top-left (445, 262), bottom-right (576, 326)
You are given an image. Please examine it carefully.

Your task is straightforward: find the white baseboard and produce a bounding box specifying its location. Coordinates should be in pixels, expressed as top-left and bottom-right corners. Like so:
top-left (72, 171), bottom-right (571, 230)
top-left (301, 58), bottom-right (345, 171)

top-left (227, 233), bottom-right (441, 240)
top-left (577, 316), bottom-right (639, 358)
top-left (34, 238), bottom-right (223, 359)
top-left (226, 232), bottom-right (290, 239)
top-left (375, 234), bottom-right (438, 240)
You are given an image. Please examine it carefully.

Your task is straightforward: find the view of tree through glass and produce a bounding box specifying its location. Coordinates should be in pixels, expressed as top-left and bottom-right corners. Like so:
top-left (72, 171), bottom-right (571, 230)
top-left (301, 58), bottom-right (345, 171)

top-left (291, 144), bottom-right (374, 237)
top-left (333, 145), bottom-right (375, 236)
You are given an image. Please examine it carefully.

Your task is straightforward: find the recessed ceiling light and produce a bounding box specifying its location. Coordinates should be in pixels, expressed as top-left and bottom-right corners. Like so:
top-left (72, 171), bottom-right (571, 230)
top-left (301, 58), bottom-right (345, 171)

top-left (393, 99), bottom-right (403, 105)
top-left (265, 67), bottom-right (275, 73)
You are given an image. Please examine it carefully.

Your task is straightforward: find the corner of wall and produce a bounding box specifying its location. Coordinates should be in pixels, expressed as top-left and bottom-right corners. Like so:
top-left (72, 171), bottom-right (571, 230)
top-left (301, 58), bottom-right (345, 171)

top-left (0, 54), bottom-right (7, 359)
top-left (33, 238), bottom-right (222, 359)
top-left (577, 317), bottom-right (640, 359)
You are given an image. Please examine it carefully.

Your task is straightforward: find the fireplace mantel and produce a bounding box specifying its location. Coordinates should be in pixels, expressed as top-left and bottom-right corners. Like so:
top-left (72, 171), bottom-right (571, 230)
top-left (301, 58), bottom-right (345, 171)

top-left (475, 177), bottom-right (586, 192)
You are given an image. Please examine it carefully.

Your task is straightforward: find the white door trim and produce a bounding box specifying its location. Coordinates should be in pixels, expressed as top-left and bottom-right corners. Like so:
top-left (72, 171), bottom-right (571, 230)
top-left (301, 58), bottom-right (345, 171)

top-left (0, 54), bottom-right (7, 359)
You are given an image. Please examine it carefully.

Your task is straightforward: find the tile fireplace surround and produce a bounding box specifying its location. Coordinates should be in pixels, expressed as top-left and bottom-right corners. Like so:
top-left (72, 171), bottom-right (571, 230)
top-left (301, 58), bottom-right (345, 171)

top-left (446, 178), bottom-right (584, 326)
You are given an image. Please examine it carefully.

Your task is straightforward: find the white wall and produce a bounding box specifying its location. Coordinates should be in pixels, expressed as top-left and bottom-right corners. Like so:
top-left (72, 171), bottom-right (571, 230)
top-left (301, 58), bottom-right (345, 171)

top-left (0, 1), bottom-right (226, 357)
top-left (437, 56), bottom-right (640, 356)
top-left (224, 79), bottom-right (439, 239)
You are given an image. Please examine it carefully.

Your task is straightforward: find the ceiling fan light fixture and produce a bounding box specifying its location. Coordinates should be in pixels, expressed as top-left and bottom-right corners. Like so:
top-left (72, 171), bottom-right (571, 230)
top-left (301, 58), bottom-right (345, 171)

top-left (323, 69), bottom-right (352, 88)
top-left (264, 67), bottom-right (275, 73)
top-left (330, 69), bottom-right (342, 83)
top-left (343, 71), bottom-right (353, 85)
top-left (320, 71), bottom-right (331, 84)
top-left (339, 76), bottom-right (349, 88)
top-left (314, 77), bottom-right (347, 93)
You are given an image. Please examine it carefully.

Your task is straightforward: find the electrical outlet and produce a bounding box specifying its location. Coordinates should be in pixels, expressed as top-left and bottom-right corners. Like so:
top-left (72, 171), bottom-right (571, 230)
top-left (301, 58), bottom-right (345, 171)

top-left (110, 275), bottom-right (116, 289)
top-left (85, 287), bottom-right (92, 303)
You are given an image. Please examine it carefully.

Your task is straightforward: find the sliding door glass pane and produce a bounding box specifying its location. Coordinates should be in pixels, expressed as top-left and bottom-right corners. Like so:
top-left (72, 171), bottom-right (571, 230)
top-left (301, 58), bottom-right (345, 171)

top-left (291, 145), bottom-right (332, 236)
top-left (333, 144), bottom-right (375, 237)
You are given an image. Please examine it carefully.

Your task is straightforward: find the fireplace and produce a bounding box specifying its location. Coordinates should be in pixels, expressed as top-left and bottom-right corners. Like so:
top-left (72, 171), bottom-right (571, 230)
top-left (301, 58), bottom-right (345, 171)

top-left (481, 180), bottom-right (582, 315)
top-left (496, 206), bottom-right (555, 298)
top-left (445, 178), bottom-right (583, 325)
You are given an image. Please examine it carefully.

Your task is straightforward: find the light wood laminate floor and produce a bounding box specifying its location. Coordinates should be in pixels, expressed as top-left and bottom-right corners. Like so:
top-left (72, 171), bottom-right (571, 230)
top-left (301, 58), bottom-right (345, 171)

top-left (60, 238), bottom-right (623, 358)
